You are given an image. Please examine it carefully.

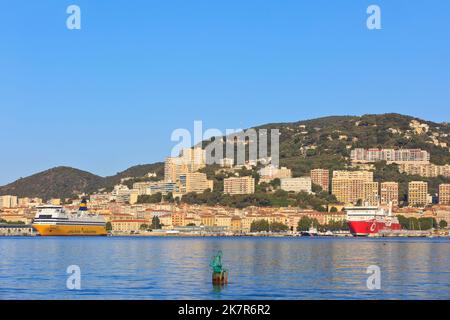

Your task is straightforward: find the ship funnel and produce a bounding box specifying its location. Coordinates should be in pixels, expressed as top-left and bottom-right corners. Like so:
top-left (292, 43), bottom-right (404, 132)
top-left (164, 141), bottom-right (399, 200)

top-left (388, 201), bottom-right (393, 217)
top-left (79, 198), bottom-right (88, 211)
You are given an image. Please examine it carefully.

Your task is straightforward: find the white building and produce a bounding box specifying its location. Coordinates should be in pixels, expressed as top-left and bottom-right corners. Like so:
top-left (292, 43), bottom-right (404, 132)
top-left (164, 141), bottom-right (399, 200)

top-left (0, 195), bottom-right (18, 208)
top-left (259, 165), bottom-right (292, 183)
top-left (112, 185), bottom-right (131, 203)
top-left (280, 177), bottom-right (312, 193)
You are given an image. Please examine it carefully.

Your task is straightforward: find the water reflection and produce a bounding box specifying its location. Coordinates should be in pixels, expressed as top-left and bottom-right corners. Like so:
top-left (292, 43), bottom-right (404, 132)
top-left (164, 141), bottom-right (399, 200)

top-left (0, 237), bottom-right (449, 300)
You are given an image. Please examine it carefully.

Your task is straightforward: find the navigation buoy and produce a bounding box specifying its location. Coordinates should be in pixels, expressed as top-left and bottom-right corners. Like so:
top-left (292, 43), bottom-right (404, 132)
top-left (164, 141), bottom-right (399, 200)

top-left (210, 251), bottom-right (229, 285)
top-left (212, 270), bottom-right (229, 285)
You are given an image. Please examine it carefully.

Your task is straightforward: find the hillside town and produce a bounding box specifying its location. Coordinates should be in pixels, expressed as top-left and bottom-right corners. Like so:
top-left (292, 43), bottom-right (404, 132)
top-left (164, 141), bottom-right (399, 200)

top-left (1, 141), bottom-right (450, 236)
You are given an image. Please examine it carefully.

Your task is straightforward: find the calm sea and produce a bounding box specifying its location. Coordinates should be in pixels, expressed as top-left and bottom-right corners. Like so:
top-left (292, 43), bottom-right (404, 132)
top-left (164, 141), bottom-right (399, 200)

top-left (0, 237), bottom-right (449, 300)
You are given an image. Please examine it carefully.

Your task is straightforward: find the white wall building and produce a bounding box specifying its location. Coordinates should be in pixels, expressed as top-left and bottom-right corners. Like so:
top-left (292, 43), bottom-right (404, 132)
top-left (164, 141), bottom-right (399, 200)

top-left (280, 177), bottom-right (312, 193)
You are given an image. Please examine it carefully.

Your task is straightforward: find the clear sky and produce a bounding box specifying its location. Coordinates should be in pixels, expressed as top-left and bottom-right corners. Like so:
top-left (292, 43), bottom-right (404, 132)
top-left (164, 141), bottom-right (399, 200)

top-left (0, 0), bottom-right (449, 185)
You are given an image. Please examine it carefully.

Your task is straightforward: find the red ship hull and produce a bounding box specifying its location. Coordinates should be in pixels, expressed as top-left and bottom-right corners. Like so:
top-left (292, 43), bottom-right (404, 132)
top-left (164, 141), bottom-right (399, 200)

top-left (348, 220), bottom-right (402, 237)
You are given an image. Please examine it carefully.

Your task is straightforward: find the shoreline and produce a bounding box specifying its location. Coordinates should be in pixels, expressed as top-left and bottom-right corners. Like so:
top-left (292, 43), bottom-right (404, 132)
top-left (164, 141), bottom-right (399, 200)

top-left (1, 233), bottom-right (449, 239)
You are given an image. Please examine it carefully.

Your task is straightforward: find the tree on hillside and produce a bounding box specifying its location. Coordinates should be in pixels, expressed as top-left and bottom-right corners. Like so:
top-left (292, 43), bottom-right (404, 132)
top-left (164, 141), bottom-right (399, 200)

top-left (137, 193), bottom-right (162, 204)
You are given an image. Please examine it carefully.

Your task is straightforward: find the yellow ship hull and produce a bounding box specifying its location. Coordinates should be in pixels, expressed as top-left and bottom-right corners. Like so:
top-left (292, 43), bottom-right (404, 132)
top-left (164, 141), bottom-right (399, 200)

top-left (32, 224), bottom-right (107, 236)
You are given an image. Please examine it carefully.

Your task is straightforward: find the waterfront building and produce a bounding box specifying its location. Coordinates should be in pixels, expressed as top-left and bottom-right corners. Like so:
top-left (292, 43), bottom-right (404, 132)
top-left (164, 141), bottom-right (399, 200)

top-left (241, 215), bottom-right (260, 233)
top-left (380, 182), bottom-right (399, 206)
top-left (230, 216), bottom-right (242, 232)
top-left (439, 184), bottom-right (450, 205)
top-left (172, 212), bottom-right (187, 227)
top-left (224, 177), bottom-right (255, 195)
top-left (408, 181), bottom-right (429, 207)
top-left (214, 215), bottom-right (232, 229)
top-left (200, 214), bottom-right (215, 227)
top-left (311, 169), bottom-right (330, 192)
top-left (111, 219), bottom-right (148, 233)
top-left (280, 177), bottom-right (312, 193)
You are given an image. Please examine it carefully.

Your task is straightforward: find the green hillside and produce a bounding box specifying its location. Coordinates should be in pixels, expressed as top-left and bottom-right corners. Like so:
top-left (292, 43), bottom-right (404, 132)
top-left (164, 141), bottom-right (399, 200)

top-left (1, 113), bottom-right (449, 201)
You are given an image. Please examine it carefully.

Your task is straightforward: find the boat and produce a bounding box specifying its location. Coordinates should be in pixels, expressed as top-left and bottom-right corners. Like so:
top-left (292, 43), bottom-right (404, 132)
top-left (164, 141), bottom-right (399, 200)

top-left (32, 199), bottom-right (107, 236)
top-left (346, 204), bottom-right (401, 237)
top-left (301, 225), bottom-right (319, 237)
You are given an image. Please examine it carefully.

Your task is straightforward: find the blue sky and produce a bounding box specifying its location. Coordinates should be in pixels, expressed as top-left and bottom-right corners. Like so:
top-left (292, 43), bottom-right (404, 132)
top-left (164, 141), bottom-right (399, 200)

top-left (0, 0), bottom-right (449, 185)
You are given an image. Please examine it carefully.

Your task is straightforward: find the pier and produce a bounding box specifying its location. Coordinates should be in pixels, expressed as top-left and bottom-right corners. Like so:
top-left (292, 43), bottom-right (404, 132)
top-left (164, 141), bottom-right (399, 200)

top-left (378, 230), bottom-right (433, 238)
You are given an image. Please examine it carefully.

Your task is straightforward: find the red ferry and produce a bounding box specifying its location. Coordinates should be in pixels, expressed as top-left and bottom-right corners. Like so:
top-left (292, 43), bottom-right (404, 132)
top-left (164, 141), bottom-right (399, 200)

top-left (346, 205), bottom-right (402, 237)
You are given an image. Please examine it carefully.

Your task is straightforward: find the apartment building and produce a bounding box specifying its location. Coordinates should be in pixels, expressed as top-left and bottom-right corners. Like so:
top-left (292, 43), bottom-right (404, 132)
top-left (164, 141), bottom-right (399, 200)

top-left (0, 195), bottom-right (18, 208)
top-left (439, 184), bottom-right (450, 205)
top-left (332, 179), bottom-right (365, 204)
top-left (408, 181), bottom-right (429, 207)
top-left (380, 182), bottom-right (399, 206)
top-left (224, 177), bottom-right (255, 195)
top-left (351, 148), bottom-right (430, 164)
top-left (164, 157), bottom-right (189, 183)
top-left (399, 163), bottom-right (450, 178)
top-left (148, 182), bottom-right (180, 196)
top-left (172, 212), bottom-right (187, 227)
top-left (311, 169), bottom-right (330, 192)
top-left (280, 177), bottom-right (312, 193)
top-left (179, 172), bottom-right (214, 194)
top-left (164, 148), bottom-right (206, 182)
top-left (331, 171), bottom-right (374, 204)
top-left (363, 182), bottom-right (379, 206)
top-left (333, 170), bottom-right (374, 181)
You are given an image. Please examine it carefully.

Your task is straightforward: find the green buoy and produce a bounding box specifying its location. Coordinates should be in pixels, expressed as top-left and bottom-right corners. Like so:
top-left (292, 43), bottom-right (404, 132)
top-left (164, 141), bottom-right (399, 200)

top-left (210, 251), bottom-right (229, 285)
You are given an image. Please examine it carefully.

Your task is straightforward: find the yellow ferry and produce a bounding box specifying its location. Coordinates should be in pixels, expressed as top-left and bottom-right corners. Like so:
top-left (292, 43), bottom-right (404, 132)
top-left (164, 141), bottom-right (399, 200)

top-left (32, 199), bottom-right (107, 236)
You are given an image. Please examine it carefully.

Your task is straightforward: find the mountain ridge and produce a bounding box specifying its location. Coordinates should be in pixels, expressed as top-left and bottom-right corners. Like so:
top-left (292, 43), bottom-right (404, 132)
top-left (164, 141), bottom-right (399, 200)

top-left (1, 113), bottom-right (450, 200)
